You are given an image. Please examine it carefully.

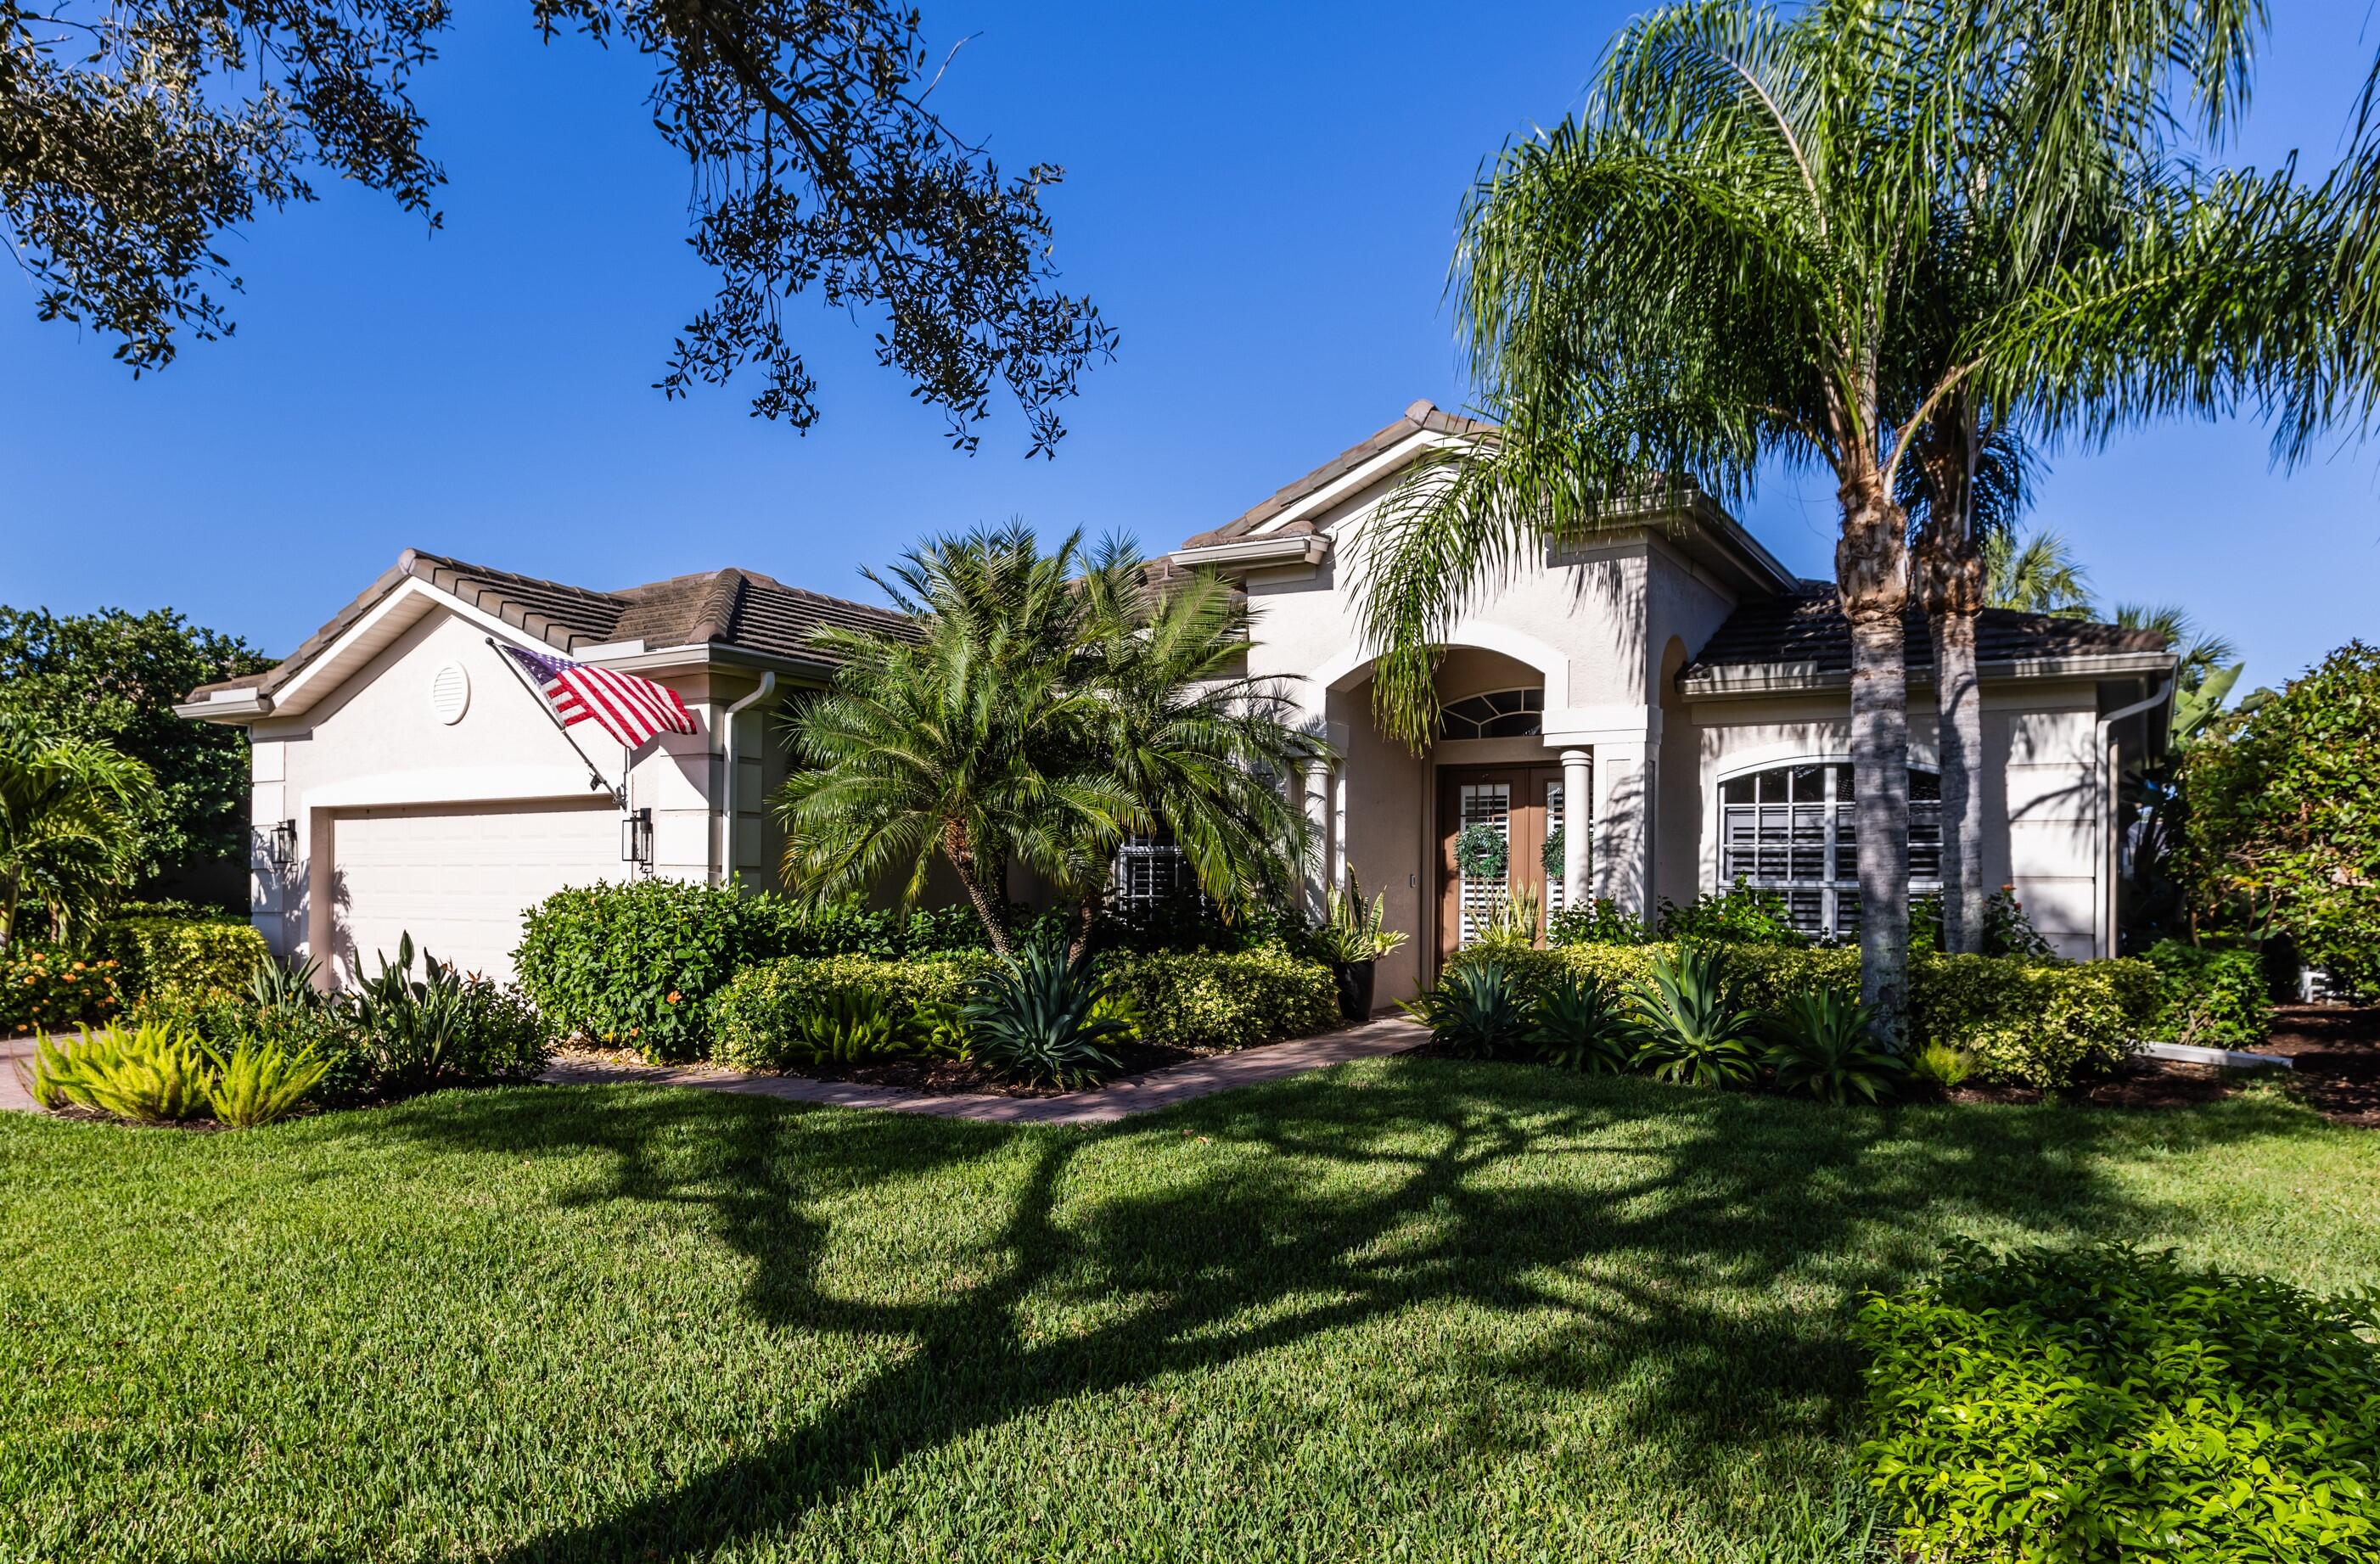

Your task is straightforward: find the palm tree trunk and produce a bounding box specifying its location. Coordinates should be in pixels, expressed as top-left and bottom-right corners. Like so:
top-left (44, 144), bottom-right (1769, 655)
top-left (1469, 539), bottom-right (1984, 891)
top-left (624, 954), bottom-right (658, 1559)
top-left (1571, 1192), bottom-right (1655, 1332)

top-left (941, 821), bottom-right (1013, 958)
top-left (1918, 537), bottom-right (1988, 954)
top-left (1838, 474), bottom-right (1912, 1049)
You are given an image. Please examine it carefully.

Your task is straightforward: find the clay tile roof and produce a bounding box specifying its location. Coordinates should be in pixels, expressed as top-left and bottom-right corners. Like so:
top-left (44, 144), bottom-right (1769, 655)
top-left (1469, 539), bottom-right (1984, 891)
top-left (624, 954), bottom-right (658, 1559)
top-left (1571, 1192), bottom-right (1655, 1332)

top-left (200, 549), bottom-right (911, 704)
top-left (1178, 398), bottom-right (1497, 550)
top-left (1681, 585), bottom-right (2175, 683)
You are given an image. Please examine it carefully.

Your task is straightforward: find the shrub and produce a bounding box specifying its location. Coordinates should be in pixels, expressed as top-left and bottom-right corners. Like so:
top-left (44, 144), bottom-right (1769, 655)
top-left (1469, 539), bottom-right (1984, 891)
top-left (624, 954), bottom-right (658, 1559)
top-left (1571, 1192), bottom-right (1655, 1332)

top-left (1855, 1241), bottom-right (2380, 1564)
top-left (2142, 939), bottom-right (2272, 1048)
top-left (1625, 946), bottom-right (1760, 1086)
top-left (204, 1036), bottom-right (329, 1128)
top-left (1440, 943), bottom-right (2158, 1090)
top-left (1654, 877), bottom-right (1810, 946)
top-left (33, 1021), bottom-right (211, 1122)
top-left (710, 952), bottom-right (997, 1071)
top-left (1102, 945), bottom-right (1338, 1051)
top-left (350, 936), bottom-right (547, 1092)
top-left (963, 941), bottom-right (1131, 1088)
top-left (1527, 972), bottom-right (1631, 1073)
top-left (514, 880), bottom-right (791, 1060)
top-left (1764, 988), bottom-right (1904, 1105)
top-left (93, 915), bottom-right (267, 1008)
top-left (1, 945), bottom-right (123, 1034)
top-left (1404, 960), bottom-right (1535, 1059)
top-left (1547, 898), bottom-right (1651, 946)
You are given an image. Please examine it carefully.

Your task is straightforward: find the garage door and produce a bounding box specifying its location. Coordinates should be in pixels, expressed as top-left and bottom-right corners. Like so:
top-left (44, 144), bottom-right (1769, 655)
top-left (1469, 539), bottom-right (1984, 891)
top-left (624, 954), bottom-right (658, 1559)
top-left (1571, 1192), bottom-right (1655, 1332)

top-left (330, 800), bottom-right (619, 985)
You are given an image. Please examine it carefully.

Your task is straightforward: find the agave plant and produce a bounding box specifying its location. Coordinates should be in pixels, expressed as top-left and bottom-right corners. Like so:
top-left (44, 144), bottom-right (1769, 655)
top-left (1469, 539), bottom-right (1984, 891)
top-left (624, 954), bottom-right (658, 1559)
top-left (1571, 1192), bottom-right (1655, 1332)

top-left (205, 1036), bottom-right (330, 1128)
top-left (1528, 972), bottom-right (1632, 1073)
top-left (1626, 947), bottom-right (1759, 1088)
top-left (1404, 960), bottom-right (1533, 1059)
top-left (962, 938), bottom-right (1131, 1089)
top-left (1764, 987), bottom-right (1906, 1105)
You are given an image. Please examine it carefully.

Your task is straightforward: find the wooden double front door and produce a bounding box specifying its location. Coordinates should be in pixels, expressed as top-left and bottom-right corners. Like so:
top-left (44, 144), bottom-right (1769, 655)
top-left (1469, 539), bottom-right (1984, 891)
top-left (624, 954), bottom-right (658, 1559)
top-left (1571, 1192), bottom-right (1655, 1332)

top-left (1436, 765), bottom-right (1575, 970)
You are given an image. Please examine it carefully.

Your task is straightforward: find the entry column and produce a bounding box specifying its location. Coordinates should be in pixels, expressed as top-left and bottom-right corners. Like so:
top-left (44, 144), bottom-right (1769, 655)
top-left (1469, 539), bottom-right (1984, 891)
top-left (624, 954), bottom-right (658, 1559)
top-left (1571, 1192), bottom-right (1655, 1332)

top-left (1559, 748), bottom-right (1592, 910)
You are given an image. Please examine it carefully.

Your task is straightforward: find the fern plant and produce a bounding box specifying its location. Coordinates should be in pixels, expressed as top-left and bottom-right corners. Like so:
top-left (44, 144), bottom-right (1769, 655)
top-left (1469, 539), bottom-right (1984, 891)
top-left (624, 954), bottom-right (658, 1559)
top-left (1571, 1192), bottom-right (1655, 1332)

top-left (1405, 960), bottom-right (1533, 1059)
top-left (1528, 972), bottom-right (1632, 1073)
top-left (962, 939), bottom-right (1130, 1088)
top-left (788, 990), bottom-right (905, 1066)
top-left (1908, 1041), bottom-right (1977, 1096)
top-left (205, 1036), bottom-right (330, 1127)
top-left (1763, 987), bottom-right (1906, 1104)
top-left (1625, 947), bottom-right (1759, 1087)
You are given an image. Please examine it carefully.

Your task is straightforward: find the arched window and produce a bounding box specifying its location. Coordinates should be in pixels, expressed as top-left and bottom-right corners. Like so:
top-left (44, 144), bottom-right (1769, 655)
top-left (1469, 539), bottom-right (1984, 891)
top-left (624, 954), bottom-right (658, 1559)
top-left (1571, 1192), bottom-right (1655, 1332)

top-left (1438, 687), bottom-right (1544, 739)
top-left (1719, 763), bottom-right (1942, 939)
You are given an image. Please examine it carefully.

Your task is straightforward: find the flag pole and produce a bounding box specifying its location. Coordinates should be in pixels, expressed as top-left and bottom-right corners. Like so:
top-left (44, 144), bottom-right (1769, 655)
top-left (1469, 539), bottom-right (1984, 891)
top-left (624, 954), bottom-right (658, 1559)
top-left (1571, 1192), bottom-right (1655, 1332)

top-left (485, 636), bottom-right (625, 807)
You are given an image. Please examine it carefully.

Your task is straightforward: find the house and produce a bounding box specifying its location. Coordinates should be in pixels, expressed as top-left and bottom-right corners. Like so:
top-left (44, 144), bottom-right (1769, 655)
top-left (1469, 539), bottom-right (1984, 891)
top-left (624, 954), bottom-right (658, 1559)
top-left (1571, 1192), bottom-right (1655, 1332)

top-left (179, 401), bottom-right (2175, 998)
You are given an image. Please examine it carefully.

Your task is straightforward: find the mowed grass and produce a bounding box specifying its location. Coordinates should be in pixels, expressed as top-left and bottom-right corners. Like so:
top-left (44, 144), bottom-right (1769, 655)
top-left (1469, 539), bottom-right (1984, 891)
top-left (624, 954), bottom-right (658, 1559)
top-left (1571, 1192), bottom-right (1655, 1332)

top-left (3, 1062), bottom-right (2377, 1564)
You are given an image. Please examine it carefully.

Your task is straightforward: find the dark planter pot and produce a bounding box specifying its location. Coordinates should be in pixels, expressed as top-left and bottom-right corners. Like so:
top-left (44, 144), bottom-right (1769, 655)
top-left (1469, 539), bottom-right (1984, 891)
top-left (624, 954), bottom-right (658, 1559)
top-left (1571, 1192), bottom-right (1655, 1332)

top-left (1333, 960), bottom-right (1378, 1023)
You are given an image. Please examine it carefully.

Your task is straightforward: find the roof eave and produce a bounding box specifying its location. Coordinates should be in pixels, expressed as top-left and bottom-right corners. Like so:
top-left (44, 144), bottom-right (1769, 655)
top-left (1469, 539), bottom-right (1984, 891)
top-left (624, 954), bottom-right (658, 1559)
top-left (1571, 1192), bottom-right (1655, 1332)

top-left (1678, 648), bottom-right (2179, 699)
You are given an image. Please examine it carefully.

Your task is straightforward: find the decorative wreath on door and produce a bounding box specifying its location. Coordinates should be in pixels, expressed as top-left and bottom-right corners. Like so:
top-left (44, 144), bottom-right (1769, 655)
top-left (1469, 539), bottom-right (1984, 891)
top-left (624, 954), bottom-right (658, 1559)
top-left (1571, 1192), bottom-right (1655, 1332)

top-left (1455, 823), bottom-right (1508, 879)
top-left (1541, 825), bottom-right (1566, 878)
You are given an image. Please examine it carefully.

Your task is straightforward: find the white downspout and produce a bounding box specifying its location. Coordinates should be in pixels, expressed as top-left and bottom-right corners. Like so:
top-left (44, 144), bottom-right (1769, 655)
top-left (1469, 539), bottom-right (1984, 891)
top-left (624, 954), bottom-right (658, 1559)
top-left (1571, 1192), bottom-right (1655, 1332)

top-left (716, 672), bottom-right (777, 889)
top-left (2096, 679), bottom-right (2172, 959)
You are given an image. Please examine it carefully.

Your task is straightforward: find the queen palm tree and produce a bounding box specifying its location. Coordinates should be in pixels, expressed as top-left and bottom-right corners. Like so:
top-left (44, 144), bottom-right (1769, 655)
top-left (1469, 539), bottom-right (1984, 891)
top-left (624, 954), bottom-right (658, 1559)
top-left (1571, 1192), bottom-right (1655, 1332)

top-left (776, 527), bottom-right (1318, 956)
top-left (1358, 0), bottom-right (2316, 1041)
top-left (0, 715), bottom-right (155, 950)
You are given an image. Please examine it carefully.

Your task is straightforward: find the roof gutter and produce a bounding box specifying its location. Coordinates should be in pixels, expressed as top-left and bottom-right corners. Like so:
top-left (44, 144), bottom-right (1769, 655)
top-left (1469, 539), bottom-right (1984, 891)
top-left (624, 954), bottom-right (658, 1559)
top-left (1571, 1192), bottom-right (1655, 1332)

top-left (1679, 648), bottom-right (2178, 699)
top-left (1168, 534), bottom-right (1330, 572)
top-left (171, 688), bottom-right (274, 725)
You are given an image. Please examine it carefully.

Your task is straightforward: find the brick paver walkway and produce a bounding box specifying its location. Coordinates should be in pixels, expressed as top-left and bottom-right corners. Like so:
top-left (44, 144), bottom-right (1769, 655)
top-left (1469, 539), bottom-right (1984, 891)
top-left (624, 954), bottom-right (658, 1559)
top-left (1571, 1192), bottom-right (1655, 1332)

top-left (1, 1035), bottom-right (42, 1113)
top-left (541, 1015), bottom-right (1429, 1125)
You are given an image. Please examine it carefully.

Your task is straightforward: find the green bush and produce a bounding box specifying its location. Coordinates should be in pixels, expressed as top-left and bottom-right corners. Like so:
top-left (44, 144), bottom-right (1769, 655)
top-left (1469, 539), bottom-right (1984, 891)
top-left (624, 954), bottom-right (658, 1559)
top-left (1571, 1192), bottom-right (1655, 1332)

top-left (1444, 943), bottom-right (2158, 1089)
top-left (514, 880), bottom-right (789, 1060)
top-left (2142, 939), bottom-right (2272, 1048)
top-left (93, 916), bottom-right (267, 1008)
top-left (1654, 877), bottom-right (1810, 946)
top-left (1101, 945), bottom-right (1339, 1051)
top-left (710, 953), bottom-right (996, 1071)
top-left (1, 945), bottom-right (123, 1034)
top-left (1546, 898), bottom-right (1651, 946)
top-left (1855, 1240), bottom-right (2380, 1563)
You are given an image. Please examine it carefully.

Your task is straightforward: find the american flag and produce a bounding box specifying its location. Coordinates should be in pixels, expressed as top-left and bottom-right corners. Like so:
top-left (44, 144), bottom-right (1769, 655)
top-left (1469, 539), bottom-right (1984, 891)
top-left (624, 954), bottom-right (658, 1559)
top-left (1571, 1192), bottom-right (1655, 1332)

top-left (502, 645), bottom-right (698, 751)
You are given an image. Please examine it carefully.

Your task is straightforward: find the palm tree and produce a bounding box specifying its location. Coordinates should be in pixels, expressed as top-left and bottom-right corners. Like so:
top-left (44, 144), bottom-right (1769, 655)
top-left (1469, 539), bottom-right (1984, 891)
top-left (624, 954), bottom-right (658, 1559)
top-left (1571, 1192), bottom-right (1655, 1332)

top-left (1359, 0), bottom-right (2313, 1040)
top-left (776, 527), bottom-right (1318, 956)
top-left (1983, 528), bottom-right (2096, 617)
top-left (0, 715), bottom-right (155, 950)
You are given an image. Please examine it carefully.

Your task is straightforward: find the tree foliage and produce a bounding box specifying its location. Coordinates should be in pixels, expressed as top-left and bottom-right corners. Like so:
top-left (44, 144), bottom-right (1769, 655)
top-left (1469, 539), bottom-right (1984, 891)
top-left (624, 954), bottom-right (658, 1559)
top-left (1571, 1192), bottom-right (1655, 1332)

top-left (2180, 642), bottom-right (2380, 996)
top-left (774, 527), bottom-right (1321, 956)
top-left (0, 606), bottom-right (269, 888)
top-left (0, 713), bottom-right (157, 948)
top-left (1, 2), bottom-right (1112, 453)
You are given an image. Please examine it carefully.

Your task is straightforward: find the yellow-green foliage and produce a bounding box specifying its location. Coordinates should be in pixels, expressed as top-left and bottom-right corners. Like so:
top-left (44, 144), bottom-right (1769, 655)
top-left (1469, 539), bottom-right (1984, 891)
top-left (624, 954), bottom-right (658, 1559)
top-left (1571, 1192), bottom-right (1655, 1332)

top-left (204, 1036), bottom-right (329, 1128)
top-left (34, 1021), bottom-right (211, 1122)
top-left (710, 953), bottom-right (998, 1070)
top-left (93, 917), bottom-right (269, 1008)
top-left (1102, 945), bottom-right (1339, 1051)
top-left (1447, 944), bottom-right (2158, 1088)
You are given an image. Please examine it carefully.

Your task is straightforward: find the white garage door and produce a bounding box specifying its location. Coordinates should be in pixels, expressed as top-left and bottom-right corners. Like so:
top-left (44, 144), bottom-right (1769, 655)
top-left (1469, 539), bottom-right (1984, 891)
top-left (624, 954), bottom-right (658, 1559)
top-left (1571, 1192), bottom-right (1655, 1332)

top-left (330, 801), bottom-right (620, 985)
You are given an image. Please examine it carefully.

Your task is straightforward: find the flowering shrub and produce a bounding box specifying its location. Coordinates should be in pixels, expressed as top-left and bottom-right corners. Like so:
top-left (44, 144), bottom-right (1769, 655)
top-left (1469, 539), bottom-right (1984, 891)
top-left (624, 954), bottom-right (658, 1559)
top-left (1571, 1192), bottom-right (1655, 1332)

top-left (1, 946), bottom-right (123, 1035)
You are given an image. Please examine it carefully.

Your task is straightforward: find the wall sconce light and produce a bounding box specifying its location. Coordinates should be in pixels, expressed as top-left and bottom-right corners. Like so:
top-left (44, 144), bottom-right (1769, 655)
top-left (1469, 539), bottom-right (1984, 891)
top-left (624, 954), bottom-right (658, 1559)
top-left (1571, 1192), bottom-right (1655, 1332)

top-left (265, 819), bottom-right (298, 870)
top-left (620, 807), bottom-right (654, 868)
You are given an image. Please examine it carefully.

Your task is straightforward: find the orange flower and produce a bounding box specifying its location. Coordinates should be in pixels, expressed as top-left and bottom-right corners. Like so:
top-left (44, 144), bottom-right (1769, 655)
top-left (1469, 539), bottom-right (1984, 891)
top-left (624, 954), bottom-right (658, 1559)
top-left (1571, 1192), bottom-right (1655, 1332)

top-left (665, 990), bottom-right (682, 1004)
top-left (71, 961), bottom-right (85, 972)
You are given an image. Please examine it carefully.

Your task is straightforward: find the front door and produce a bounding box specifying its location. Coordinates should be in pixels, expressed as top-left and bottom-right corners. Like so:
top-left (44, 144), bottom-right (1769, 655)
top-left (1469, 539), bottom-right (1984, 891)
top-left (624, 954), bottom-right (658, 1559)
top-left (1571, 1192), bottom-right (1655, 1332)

top-left (1436, 765), bottom-right (1573, 971)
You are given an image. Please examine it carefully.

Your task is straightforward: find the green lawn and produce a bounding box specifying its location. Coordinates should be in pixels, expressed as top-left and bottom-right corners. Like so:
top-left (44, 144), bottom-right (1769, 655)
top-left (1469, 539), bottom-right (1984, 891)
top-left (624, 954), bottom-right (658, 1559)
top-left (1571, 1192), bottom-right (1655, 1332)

top-left (3, 1062), bottom-right (2376, 1564)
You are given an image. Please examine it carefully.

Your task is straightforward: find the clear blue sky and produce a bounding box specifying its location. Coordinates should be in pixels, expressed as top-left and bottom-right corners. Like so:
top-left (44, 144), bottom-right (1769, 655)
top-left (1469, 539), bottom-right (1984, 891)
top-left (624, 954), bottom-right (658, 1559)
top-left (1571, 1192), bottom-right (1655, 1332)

top-left (4, 2), bottom-right (2374, 686)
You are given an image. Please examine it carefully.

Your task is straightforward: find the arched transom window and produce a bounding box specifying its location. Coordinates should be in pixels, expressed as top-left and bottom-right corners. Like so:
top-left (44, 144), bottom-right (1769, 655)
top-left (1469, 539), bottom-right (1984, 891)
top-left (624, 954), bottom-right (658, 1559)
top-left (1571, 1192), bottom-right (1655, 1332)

top-left (1719, 762), bottom-right (1941, 939)
top-left (1438, 687), bottom-right (1544, 740)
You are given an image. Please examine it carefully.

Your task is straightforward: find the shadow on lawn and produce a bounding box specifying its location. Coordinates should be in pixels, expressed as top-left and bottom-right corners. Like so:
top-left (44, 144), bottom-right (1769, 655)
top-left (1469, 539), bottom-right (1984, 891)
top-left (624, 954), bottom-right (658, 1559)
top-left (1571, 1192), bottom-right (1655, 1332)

top-left (390, 1059), bottom-right (2316, 1562)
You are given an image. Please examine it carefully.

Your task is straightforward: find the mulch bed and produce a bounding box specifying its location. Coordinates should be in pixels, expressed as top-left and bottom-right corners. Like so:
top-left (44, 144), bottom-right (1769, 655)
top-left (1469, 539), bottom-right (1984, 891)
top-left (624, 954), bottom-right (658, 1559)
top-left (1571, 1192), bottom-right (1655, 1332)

top-left (553, 1037), bottom-right (1240, 1100)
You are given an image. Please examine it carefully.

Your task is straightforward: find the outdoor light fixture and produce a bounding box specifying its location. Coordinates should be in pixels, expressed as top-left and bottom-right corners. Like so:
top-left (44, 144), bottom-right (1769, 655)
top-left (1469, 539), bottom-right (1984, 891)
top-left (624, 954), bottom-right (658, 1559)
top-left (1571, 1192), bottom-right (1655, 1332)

top-left (265, 819), bottom-right (298, 871)
top-left (620, 807), bottom-right (654, 868)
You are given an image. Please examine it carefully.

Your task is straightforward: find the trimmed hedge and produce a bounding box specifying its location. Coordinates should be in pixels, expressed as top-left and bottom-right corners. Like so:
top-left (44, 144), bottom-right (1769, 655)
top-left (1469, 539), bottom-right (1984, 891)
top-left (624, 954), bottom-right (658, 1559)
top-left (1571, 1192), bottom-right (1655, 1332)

top-left (1448, 942), bottom-right (2159, 1088)
top-left (514, 881), bottom-right (789, 1061)
top-left (2142, 939), bottom-right (2273, 1048)
top-left (92, 916), bottom-right (267, 1009)
top-left (1855, 1241), bottom-right (2380, 1562)
top-left (1102, 945), bottom-right (1339, 1051)
top-left (710, 953), bottom-right (997, 1070)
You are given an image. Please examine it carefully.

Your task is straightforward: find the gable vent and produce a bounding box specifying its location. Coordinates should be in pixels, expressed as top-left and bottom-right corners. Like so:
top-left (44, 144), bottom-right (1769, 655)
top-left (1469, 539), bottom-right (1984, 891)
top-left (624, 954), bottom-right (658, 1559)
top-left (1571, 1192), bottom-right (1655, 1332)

top-left (429, 661), bottom-right (471, 725)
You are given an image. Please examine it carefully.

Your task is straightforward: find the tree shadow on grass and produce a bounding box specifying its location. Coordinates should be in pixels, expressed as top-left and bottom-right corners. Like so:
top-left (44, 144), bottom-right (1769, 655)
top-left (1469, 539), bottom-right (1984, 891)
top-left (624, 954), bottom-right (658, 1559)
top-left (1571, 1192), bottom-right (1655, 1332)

top-left (386, 1058), bottom-right (2326, 1561)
